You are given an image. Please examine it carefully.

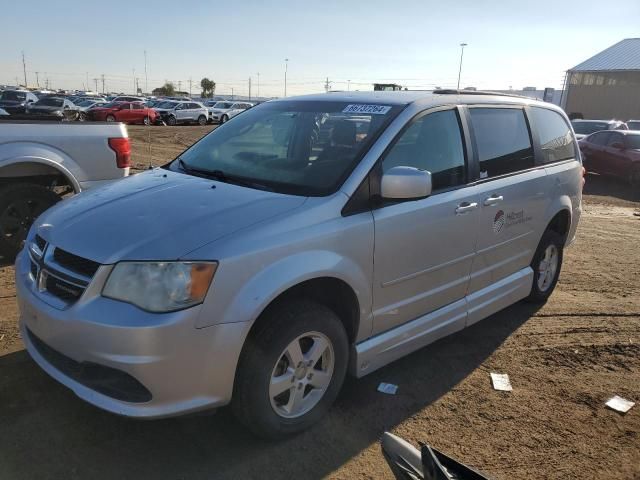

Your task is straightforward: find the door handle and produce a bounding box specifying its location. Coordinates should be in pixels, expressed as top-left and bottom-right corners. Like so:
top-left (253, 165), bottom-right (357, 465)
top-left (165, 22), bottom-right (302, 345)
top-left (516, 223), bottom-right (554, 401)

top-left (455, 202), bottom-right (478, 214)
top-left (483, 195), bottom-right (504, 206)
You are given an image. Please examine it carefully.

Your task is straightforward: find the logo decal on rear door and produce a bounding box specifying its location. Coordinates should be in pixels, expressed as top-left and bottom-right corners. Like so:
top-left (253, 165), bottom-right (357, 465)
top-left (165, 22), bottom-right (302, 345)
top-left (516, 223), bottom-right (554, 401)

top-left (493, 210), bottom-right (505, 233)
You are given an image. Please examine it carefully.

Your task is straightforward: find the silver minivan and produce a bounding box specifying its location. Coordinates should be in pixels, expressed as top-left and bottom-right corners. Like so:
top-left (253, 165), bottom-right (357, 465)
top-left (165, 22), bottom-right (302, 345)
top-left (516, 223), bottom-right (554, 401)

top-left (16, 91), bottom-right (582, 438)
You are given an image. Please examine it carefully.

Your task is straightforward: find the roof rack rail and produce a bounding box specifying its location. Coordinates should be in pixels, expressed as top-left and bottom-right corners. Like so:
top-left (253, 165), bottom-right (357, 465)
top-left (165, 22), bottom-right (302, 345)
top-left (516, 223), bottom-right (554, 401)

top-left (432, 89), bottom-right (533, 99)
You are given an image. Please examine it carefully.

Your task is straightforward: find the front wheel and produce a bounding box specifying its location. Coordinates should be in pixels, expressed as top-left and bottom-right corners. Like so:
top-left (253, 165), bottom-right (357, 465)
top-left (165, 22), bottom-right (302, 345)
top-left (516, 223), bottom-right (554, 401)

top-left (78, 112), bottom-right (87, 122)
top-left (143, 115), bottom-right (150, 126)
top-left (197, 115), bottom-right (207, 126)
top-left (167, 115), bottom-right (177, 126)
top-left (0, 183), bottom-right (61, 260)
top-left (220, 114), bottom-right (229, 124)
top-left (526, 230), bottom-right (564, 303)
top-left (105, 114), bottom-right (116, 122)
top-left (233, 300), bottom-right (348, 439)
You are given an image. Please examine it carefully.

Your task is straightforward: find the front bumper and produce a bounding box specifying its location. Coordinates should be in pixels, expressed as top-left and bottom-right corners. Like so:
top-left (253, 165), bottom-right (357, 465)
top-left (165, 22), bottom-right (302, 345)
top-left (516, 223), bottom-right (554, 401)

top-left (16, 250), bottom-right (250, 418)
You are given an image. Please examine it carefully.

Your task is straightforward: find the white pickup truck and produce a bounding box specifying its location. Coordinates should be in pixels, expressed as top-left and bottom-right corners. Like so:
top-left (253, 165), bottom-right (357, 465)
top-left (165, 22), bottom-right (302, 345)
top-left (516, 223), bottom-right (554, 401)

top-left (0, 121), bottom-right (131, 258)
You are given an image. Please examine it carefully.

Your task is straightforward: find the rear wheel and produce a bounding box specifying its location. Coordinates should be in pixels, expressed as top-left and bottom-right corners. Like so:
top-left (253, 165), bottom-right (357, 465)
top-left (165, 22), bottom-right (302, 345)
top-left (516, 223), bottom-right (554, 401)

top-left (0, 184), bottom-right (60, 260)
top-left (105, 114), bottom-right (116, 122)
top-left (197, 115), bottom-right (207, 126)
top-left (526, 230), bottom-right (564, 303)
top-left (221, 114), bottom-right (229, 124)
top-left (233, 299), bottom-right (348, 439)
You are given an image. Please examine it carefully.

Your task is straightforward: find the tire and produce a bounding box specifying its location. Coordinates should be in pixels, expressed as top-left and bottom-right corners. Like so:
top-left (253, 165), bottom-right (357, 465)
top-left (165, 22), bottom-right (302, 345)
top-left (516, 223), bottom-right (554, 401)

top-left (105, 114), bottom-right (116, 122)
top-left (525, 230), bottom-right (564, 303)
top-left (0, 183), bottom-right (60, 260)
top-left (167, 115), bottom-right (177, 126)
top-left (197, 115), bottom-right (207, 126)
top-left (629, 165), bottom-right (640, 189)
top-left (78, 112), bottom-right (87, 122)
top-left (221, 114), bottom-right (229, 124)
top-left (143, 116), bottom-right (150, 126)
top-left (233, 299), bottom-right (349, 439)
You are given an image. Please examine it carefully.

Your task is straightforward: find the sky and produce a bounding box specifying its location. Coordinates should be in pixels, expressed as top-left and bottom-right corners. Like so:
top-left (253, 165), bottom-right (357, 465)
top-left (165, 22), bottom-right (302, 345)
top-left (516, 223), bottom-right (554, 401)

top-left (1, 0), bottom-right (638, 97)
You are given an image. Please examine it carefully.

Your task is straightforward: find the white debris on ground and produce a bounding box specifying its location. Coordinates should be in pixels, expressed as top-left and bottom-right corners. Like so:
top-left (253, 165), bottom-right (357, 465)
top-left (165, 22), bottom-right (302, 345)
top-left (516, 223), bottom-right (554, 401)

top-left (490, 373), bottom-right (513, 391)
top-left (605, 395), bottom-right (635, 414)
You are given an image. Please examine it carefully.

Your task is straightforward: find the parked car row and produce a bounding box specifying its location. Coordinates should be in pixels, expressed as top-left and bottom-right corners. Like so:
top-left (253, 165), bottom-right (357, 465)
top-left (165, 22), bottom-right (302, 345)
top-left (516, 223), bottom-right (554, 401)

top-left (0, 89), bottom-right (254, 126)
top-left (578, 128), bottom-right (640, 187)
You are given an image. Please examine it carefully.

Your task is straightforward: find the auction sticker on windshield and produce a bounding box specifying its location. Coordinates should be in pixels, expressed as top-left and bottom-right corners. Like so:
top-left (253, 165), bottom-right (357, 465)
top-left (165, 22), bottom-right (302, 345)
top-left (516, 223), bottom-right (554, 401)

top-left (342, 104), bottom-right (391, 115)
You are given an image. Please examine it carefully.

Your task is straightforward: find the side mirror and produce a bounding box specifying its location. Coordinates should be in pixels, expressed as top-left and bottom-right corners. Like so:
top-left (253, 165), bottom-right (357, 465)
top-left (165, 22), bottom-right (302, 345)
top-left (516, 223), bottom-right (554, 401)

top-left (381, 166), bottom-right (432, 200)
top-left (611, 142), bottom-right (625, 150)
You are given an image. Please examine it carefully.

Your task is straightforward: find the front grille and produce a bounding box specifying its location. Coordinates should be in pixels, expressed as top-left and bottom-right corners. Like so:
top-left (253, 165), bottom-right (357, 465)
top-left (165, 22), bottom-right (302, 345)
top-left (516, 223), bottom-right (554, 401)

top-left (53, 248), bottom-right (100, 277)
top-left (30, 260), bottom-right (38, 278)
top-left (45, 274), bottom-right (84, 302)
top-left (34, 234), bottom-right (47, 251)
top-left (27, 328), bottom-right (152, 403)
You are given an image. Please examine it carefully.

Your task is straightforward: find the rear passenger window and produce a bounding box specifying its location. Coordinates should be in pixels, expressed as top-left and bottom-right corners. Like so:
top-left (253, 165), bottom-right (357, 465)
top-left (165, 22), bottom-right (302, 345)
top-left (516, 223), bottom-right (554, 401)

top-left (382, 109), bottom-right (466, 191)
top-left (529, 107), bottom-right (575, 163)
top-left (469, 108), bottom-right (534, 178)
top-left (588, 132), bottom-right (611, 145)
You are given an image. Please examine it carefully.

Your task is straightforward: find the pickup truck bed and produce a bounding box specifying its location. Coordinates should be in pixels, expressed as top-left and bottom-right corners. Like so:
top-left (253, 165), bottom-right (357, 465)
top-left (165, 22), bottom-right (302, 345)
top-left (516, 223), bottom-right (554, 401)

top-left (0, 121), bottom-right (131, 258)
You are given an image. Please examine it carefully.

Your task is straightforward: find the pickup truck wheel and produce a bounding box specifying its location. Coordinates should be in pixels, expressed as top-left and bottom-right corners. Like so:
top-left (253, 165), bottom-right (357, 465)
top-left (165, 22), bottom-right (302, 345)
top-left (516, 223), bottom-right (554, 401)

top-left (233, 299), bottom-right (348, 439)
top-left (221, 114), bottom-right (229, 124)
top-left (0, 184), bottom-right (60, 260)
top-left (526, 230), bottom-right (563, 303)
top-left (105, 114), bottom-right (116, 122)
top-left (629, 165), bottom-right (640, 189)
top-left (197, 115), bottom-right (207, 126)
top-left (167, 115), bottom-right (177, 126)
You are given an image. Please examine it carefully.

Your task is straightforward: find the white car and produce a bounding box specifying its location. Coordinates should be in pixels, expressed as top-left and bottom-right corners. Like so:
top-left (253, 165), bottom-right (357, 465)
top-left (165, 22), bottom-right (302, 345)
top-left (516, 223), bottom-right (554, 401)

top-left (208, 101), bottom-right (253, 123)
top-left (154, 101), bottom-right (209, 126)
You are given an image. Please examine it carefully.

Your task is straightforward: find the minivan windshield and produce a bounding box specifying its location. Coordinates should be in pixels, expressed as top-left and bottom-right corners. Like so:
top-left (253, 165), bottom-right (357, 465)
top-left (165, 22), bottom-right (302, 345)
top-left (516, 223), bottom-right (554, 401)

top-left (173, 100), bottom-right (403, 195)
top-left (572, 120), bottom-right (609, 135)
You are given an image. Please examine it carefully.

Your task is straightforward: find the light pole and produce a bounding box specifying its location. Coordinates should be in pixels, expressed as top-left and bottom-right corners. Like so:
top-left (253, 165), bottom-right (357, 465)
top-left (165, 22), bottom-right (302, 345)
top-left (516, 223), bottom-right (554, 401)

top-left (284, 58), bottom-right (289, 97)
top-left (457, 43), bottom-right (467, 90)
top-left (347, 79), bottom-right (351, 91)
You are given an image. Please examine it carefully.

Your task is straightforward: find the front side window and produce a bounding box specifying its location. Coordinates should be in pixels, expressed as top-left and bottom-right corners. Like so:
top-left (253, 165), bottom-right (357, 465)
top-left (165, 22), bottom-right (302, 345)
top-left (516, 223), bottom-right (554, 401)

top-left (174, 101), bottom-right (402, 195)
top-left (587, 132), bottom-right (611, 146)
top-left (572, 120), bottom-right (609, 135)
top-left (606, 132), bottom-right (624, 147)
top-left (35, 98), bottom-right (63, 107)
top-left (469, 108), bottom-right (533, 178)
top-left (529, 107), bottom-right (575, 163)
top-left (382, 109), bottom-right (466, 191)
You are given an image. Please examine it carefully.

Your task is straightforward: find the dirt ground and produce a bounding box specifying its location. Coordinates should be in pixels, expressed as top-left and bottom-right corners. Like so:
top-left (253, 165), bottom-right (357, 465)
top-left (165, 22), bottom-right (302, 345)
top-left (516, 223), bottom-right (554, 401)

top-left (0, 125), bottom-right (638, 479)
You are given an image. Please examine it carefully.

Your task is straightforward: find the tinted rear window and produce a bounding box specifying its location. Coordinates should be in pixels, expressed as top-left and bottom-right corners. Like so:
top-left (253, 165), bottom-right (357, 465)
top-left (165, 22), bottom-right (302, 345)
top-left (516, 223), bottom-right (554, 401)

top-left (469, 108), bottom-right (534, 178)
top-left (529, 107), bottom-right (575, 163)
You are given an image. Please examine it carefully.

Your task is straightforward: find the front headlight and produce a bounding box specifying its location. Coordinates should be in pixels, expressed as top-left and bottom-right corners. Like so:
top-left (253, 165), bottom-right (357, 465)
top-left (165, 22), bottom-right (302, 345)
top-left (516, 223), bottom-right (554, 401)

top-left (102, 261), bottom-right (217, 312)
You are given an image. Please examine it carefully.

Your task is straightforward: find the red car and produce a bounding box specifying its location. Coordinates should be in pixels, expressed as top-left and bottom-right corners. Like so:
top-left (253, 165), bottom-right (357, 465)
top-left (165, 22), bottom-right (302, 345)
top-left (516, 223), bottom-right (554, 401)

top-left (88, 101), bottom-right (157, 125)
top-left (579, 130), bottom-right (640, 188)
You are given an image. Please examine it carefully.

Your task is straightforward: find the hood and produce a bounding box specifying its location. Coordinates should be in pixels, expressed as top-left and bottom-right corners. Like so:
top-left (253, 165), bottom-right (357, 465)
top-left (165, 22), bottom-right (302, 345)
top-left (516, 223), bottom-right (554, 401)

top-left (36, 169), bottom-right (307, 264)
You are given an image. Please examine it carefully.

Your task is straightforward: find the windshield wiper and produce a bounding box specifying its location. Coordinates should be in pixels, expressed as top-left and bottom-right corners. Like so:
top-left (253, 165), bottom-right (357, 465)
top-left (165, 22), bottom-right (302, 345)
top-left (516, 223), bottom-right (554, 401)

top-left (177, 159), bottom-right (273, 192)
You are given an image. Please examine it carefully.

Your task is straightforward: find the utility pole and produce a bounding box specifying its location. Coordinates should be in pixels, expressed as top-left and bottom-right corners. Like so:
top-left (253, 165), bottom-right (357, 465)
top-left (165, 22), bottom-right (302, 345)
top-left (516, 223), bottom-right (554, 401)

top-left (248, 77), bottom-right (252, 101)
top-left (101, 74), bottom-right (105, 93)
top-left (284, 58), bottom-right (289, 97)
top-left (136, 78), bottom-right (140, 94)
top-left (94, 78), bottom-right (99, 92)
top-left (256, 72), bottom-right (260, 99)
top-left (178, 80), bottom-right (182, 92)
top-left (133, 68), bottom-right (136, 94)
top-left (86, 72), bottom-right (89, 92)
top-left (188, 77), bottom-right (192, 97)
top-left (347, 79), bottom-right (351, 91)
top-left (35, 72), bottom-right (40, 88)
top-left (144, 50), bottom-right (148, 94)
top-left (21, 51), bottom-right (27, 87)
top-left (457, 43), bottom-right (467, 90)
top-left (231, 87), bottom-right (234, 100)
top-left (324, 77), bottom-right (331, 93)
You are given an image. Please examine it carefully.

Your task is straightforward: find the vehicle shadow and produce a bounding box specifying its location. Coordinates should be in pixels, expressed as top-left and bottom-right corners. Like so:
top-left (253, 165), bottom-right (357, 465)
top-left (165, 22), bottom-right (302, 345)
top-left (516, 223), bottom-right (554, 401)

top-left (583, 173), bottom-right (639, 203)
top-left (0, 301), bottom-right (541, 480)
